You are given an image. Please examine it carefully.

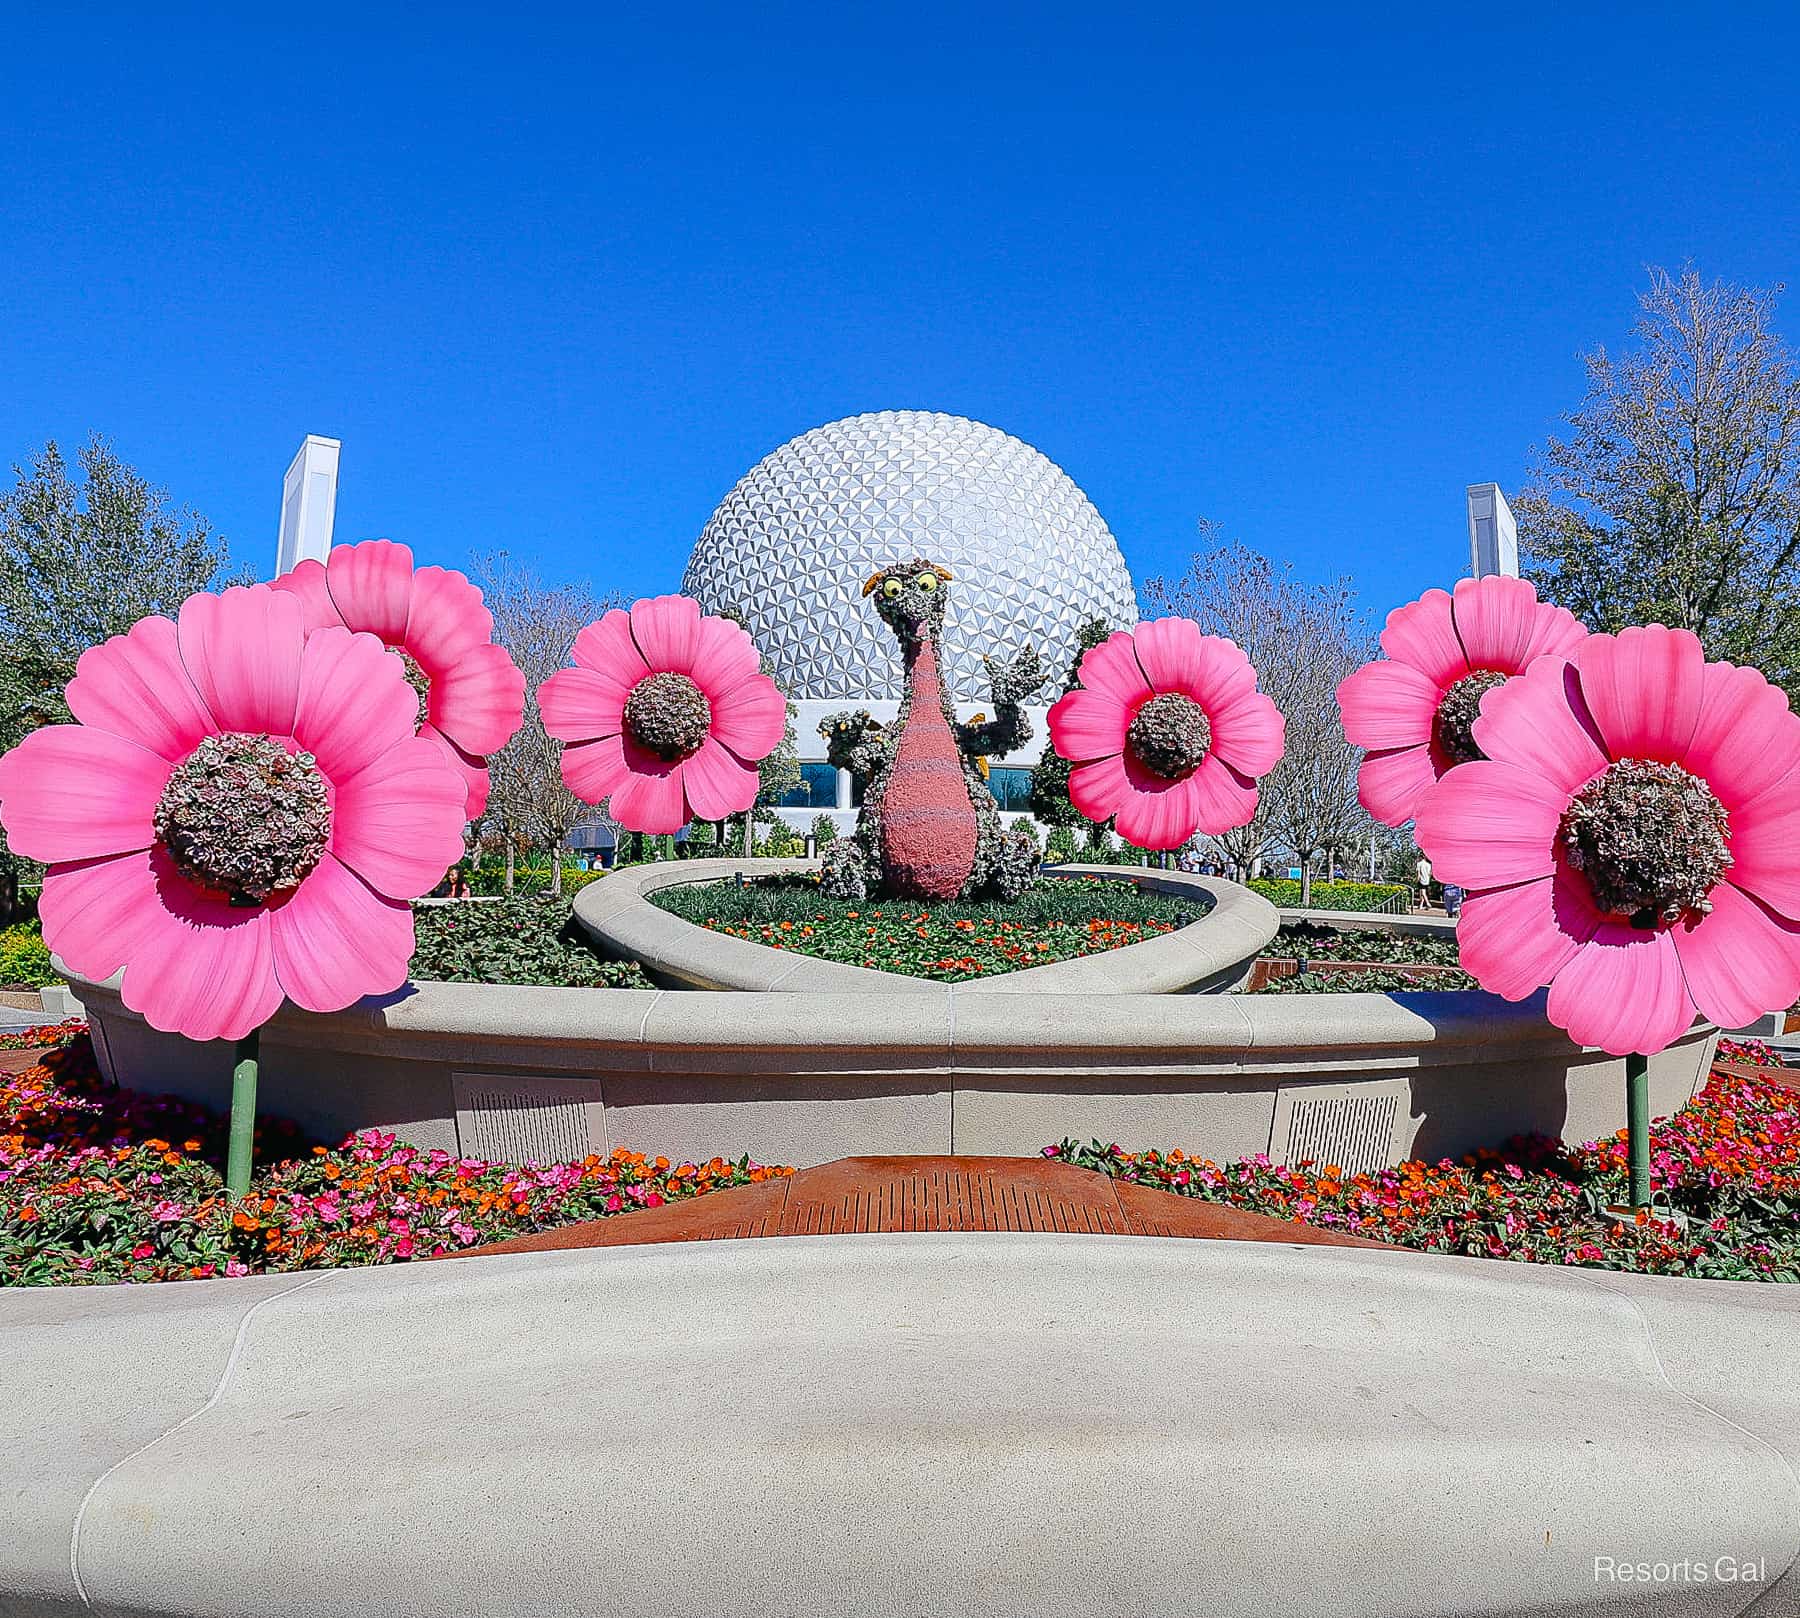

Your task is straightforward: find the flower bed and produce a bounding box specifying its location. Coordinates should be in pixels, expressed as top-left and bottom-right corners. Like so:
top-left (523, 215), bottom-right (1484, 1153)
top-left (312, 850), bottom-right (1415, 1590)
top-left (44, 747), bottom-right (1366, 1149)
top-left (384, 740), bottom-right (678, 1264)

top-left (2, 1029), bottom-right (787, 1286)
top-left (410, 895), bottom-right (652, 988)
top-left (649, 874), bottom-right (1198, 982)
top-left (1248, 922), bottom-right (1476, 993)
top-left (1049, 1058), bottom-right (1800, 1281)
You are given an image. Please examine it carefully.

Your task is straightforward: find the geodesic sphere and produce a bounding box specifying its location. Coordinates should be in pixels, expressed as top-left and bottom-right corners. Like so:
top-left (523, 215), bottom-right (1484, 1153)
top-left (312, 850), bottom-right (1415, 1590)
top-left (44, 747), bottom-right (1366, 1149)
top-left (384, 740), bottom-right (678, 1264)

top-left (681, 411), bottom-right (1140, 701)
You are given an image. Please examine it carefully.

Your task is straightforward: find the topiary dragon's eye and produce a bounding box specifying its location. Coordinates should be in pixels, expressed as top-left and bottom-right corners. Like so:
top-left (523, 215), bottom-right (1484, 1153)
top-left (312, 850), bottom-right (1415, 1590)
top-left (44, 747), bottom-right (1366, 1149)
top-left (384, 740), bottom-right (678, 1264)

top-left (915, 572), bottom-right (938, 593)
top-left (882, 578), bottom-right (904, 599)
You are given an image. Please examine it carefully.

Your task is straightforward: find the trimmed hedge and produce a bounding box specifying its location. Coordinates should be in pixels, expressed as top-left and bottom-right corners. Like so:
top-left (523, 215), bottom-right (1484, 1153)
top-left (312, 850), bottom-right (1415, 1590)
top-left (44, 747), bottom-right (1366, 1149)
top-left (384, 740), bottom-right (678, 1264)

top-left (1248, 879), bottom-right (1409, 913)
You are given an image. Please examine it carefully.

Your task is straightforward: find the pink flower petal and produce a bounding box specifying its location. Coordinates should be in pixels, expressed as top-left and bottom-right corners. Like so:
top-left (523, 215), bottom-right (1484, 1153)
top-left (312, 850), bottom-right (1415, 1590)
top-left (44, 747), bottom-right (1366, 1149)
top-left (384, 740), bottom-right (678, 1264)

top-left (560, 732), bottom-right (632, 804)
top-left (1455, 870), bottom-right (1599, 1001)
top-left (607, 749), bottom-right (691, 834)
top-left (1682, 659), bottom-right (1800, 813)
top-left (177, 587), bottom-right (305, 738)
top-left (1413, 760), bottom-right (1566, 888)
top-left (270, 854), bottom-right (415, 1012)
top-left (293, 627), bottom-right (419, 782)
top-left (428, 640), bottom-right (526, 756)
top-left (420, 723), bottom-right (491, 820)
top-left (1111, 764), bottom-right (1202, 852)
top-left (1048, 687), bottom-right (1129, 763)
top-left (1337, 658), bottom-right (1443, 752)
top-left (118, 850), bottom-right (285, 1043)
top-left (1726, 788), bottom-right (1800, 920)
top-left (571, 608), bottom-right (649, 684)
top-left (1573, 626), bottom-right (1704, 764)
top-left (268, 558), bottom-right (345, 631)
top-left (539, 665), bottom-right (631, 744)
top-left (679, 736), bottom-right (760, 821)
top-left (1068, 752), bottom-right (1132, 826)
top-left (404, 564), bottom-right (494, 668)
top-left (1130, 618), bottom-right (1216, 694)
top-left (684, 614), bottom-right (763, 707)
top-left (1546, 924), bottom-right (1695, 1056)
top-left (65, 615), bottom-right (216, 762)
top-left (1356, 744), bottom-right (1441, 826)
top-left (36, 850), bottom-right (165, 982)
top-left (1379, 589), bottom-right (1468, 686)
top-left (1469, 657), bottom-right (1608, 796)
top-left (330, 736), bottom-right (468, 898)
top-left (1075, 632), bottom-right (1153, 707)
top-left (0, 725), bottom-right (170, 862)
top-left (1671, 883), bottom-right (1800, 1031)
top-left (1449, 575), bottom-right (1587, 672)
top-left (708, 672), bottom-right (786, 763)
top-left (628, 594), bottom-right (704, 675)
top-left (1185, 753), bottom-right (1260, 837)
top-left (323, 539), bottom-right (415, 646)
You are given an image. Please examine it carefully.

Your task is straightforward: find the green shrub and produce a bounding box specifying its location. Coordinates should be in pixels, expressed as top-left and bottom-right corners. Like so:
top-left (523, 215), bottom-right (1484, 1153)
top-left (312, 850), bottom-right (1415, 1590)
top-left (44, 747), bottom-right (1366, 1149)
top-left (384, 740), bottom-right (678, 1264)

top-left (0, 921), bottom-right (58, 987)
top-left (1045, 825), bottom-right (1078, 863)
top-left (467, 863), bottom-right (602, 896)
top-left (1247, 879), bottom-right (1410, 913)
top-left (810, 814), bottom-right (838, 850)
top-left (409, 897), bottom-right (651, 988)
top-left (759, 820), bottom-right (804, 858)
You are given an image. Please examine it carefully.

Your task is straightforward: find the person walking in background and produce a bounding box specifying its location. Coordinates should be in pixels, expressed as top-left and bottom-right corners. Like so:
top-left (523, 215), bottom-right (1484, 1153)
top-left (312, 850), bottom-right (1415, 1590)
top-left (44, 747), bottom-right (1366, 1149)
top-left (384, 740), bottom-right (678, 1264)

top-left (1441, 882), bottom-right (1464, 918)
top-left (1415, 854), bottom-right (1433, 910)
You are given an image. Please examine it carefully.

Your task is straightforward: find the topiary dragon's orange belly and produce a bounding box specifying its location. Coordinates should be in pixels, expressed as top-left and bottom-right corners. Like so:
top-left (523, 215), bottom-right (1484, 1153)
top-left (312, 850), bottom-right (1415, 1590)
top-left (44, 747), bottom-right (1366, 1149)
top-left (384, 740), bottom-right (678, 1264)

top-left (880, 638), bottom-right (978, 899)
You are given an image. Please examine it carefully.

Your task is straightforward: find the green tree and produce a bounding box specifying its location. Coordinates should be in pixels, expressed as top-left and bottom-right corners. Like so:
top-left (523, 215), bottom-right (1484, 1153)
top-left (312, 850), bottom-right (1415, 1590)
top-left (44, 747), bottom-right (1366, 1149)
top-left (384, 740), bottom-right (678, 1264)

top-left (0, 435), bottom-right (241, 750)
top-left (1518, 267), bottom-right (1800, 695)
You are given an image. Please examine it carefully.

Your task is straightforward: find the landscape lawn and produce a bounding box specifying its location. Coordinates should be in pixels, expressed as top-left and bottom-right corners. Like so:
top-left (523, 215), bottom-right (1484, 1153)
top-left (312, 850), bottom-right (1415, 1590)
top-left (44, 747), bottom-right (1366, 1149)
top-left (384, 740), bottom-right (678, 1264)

top-left (650, 873), bottom-right (1199, 981)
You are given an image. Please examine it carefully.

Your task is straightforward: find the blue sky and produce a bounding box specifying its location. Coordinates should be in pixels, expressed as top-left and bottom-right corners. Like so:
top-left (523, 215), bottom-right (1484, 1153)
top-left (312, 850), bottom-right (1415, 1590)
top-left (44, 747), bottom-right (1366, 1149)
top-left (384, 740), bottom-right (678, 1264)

top-left (5, 3), bottom-right (1797, 620)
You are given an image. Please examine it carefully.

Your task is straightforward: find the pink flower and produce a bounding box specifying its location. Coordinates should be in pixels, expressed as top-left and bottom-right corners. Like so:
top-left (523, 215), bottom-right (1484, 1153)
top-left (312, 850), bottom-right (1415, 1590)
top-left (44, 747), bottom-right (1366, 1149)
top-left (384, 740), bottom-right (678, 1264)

top-left (1337, 576), bottom-right (1588, 825)
top-left (273, 539), bottom-right (526, 819)
top-left (1046, 619), bottom-right (1285, 850)
top-left (1415, 627), bottom-right (1800, 1054)
top-left (538, 594), bottom-right (786, 833)
top-left (0, 586), bottom-right (467, 1042)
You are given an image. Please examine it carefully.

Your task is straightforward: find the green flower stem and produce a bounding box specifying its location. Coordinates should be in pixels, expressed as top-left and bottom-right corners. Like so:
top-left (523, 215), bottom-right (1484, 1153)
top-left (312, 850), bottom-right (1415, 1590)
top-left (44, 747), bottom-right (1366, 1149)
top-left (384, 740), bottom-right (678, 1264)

top-left (1627, 1050), bottom-right (1651, 1209)
top-left (225, 1028), bottom-right (260, 1197)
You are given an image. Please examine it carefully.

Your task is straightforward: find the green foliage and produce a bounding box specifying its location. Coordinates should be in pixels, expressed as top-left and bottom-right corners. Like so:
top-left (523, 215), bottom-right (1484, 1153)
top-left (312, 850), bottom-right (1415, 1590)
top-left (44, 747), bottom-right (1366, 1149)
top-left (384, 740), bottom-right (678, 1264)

top-left (0, 437), bottom-right (242, 754)
top-left (1260, 966), bottom-right (1477, 993)
top-left (1045, 825), bottom-right (1079, 863)
top-left (408, 897), bottom-right (651, 988)
top-left (1248, 879), bottom-right (1409, 913)
top-left (0, 921), bottom-right (57, 987)
top-left (1261, 922), bottom-right (1462, 968)
top-left (759, 819), bottom-right (804, 858)
top-left (651, 873), bottom-right (1203, 981)
top-left (466, 863), bottom-right (605, 896)
top-left (684, 820), bottom-right (720, 857)
top-left (1010, 818), bottom-right (1041, 850)
top-left (810, 814), bottom-right (838, 850)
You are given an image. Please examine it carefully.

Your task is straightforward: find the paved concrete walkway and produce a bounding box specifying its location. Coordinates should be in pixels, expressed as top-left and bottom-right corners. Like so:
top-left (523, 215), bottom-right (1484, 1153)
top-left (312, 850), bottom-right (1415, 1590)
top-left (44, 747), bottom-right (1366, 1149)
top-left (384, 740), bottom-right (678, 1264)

top-left (455, 1154), bottom-right (1391, 1258)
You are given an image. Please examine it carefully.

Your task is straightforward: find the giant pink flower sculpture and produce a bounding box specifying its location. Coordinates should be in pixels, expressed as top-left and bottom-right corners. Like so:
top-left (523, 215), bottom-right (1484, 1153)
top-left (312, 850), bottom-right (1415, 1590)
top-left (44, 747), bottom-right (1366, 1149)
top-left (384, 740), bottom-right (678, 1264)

top-left (0, 587), bottom-right (468, 1042)
top-left (1046, 619), bottom-right (1286, 850)
top-left (538, 594), bottom-right (786, 834)
top-left (272, 539), bottom-right (525, 820)
top-left (1338, 576), bottom-right (1588, 825)
top-left (1415, 626), bottom-right (1800, 1055)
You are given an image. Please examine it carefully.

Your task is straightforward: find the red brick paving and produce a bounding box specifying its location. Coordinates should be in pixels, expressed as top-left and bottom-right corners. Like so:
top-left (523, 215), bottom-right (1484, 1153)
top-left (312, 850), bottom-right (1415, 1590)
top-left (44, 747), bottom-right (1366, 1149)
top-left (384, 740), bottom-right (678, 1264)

top-left (448, 1154), bottom-right (1394, 1260)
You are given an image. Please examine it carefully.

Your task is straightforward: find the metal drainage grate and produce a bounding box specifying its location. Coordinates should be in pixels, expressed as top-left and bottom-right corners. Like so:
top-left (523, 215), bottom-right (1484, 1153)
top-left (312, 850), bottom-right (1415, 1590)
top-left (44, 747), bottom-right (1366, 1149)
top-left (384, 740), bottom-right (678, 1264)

top-left (451, 1073), bottom-right (605, 1166)
top-left (1269, 1080), bottom-right (1409, 1176)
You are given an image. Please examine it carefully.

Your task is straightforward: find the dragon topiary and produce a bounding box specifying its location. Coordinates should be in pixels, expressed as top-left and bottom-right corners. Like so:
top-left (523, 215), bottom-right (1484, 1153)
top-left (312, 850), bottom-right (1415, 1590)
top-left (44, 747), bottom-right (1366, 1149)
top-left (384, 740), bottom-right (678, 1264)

top-left (818, 558), bottom-right (1047, 901)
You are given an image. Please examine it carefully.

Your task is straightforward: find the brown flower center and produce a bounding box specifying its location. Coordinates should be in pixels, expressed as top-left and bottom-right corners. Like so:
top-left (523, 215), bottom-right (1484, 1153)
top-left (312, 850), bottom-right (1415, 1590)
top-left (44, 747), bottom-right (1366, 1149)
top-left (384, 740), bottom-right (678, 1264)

top-left (1127, 692), bottom-right (1212, 781)
top-left (1433, 668), bottom-right (1510, 765)
top-left (624, 671), bottom-right (712, 760)
top-left (1559, 758), bottom-right (1732, 927)
top-left (155, 733), bottom-right (333, 904)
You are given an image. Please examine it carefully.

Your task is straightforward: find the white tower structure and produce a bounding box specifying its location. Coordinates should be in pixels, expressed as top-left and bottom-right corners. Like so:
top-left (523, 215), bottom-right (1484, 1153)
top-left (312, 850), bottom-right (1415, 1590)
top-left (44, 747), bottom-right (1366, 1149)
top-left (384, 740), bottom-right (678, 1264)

top-left (275, 436), bottom-right (341, 577)
top-left (1466, 482), bottom-right (1519, 579)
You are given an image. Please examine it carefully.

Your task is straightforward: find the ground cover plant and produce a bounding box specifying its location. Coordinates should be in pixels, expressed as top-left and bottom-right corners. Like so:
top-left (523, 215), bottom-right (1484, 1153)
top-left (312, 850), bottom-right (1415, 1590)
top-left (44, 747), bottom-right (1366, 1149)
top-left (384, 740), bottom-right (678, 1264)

top-left (1050, 1051), bottom-right (1800, 1281)
top-left (1258, 966), bottom-right (1478, 994)
top-left (0, 920), bottom-right (56, 988)
top-left (1253, 921), bottom-right (1476, 992)
top-left (650, 873), bottom-right (1202, 981)
top-left (409, 896), bottom-right (652, 988)
top-left (1, 1027), bottom-right (788, 1285)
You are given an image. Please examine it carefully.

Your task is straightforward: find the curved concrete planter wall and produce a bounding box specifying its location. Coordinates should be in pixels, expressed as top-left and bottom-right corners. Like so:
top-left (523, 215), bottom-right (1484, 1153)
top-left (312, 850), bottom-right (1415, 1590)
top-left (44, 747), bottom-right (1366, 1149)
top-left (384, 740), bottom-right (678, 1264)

top-left (71, 959), bottom-right (1715, 1177)
top-left (574, 859), bottom-right (1278, 994)
top-left (5, 1236), bottom-right (1797, 1617)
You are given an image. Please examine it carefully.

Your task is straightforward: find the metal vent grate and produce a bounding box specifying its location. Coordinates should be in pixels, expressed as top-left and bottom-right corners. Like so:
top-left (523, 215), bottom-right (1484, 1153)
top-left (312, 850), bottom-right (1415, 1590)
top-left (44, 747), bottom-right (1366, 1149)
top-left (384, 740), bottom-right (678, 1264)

top-left (1269, 1080), bottom-right (1409, 1176)
top-left (452, 1073), bottom-right (605, 1166)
